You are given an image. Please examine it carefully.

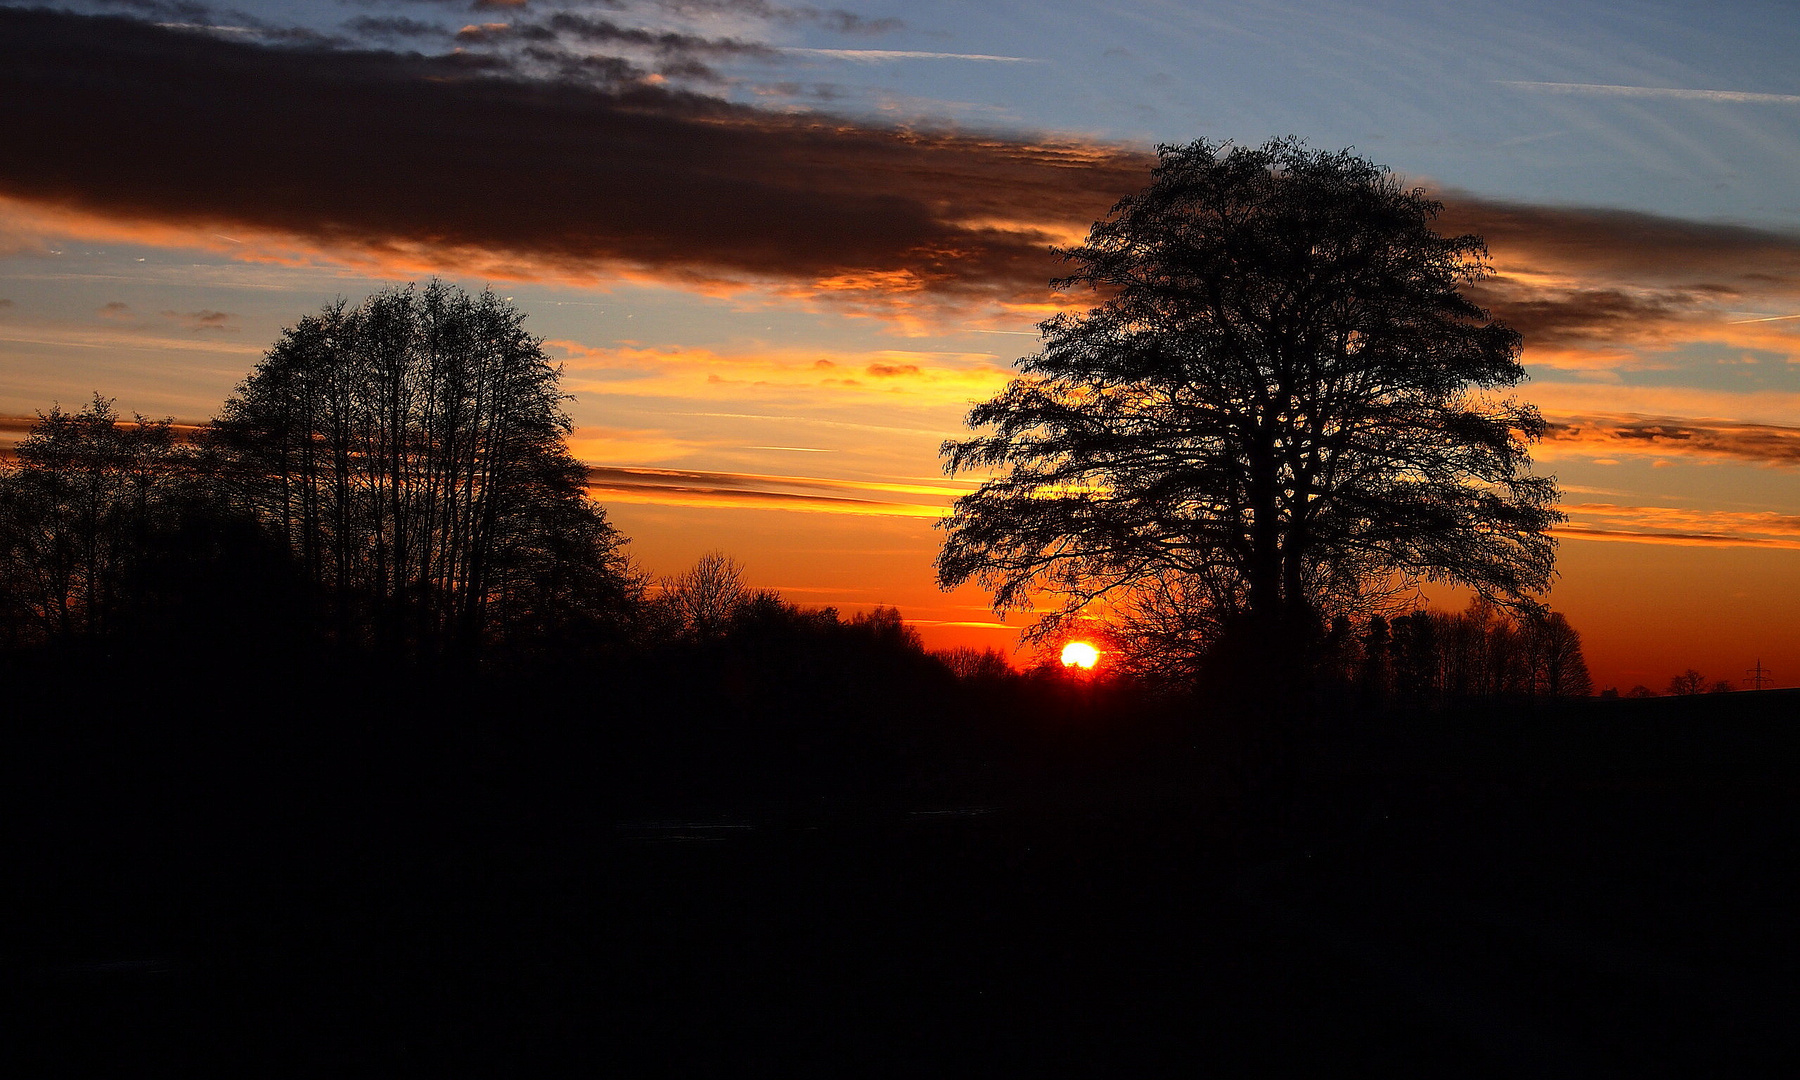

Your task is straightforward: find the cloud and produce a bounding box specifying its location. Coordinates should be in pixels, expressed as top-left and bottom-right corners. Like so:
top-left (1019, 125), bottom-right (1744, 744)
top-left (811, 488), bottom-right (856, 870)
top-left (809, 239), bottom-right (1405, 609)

top-left (1543, 413), bottom-right (1800, 467)
top-left (1556, 502), bottom-right (1800, 549)
top-left (8, 7), bottom-right (1800, 345)
top-left (1434, 197), bottom-right (1800, 368)
top-left (584, 463), bottom-right (949, 515)
top-left (1436, 197), bottom-right (1800, 296)
top-left (160, 308), bottom-right (235, 331)
top-left (1468, 285), bottom-right (1699, 348)
top-left (638, 1), bottom-right (903, 35)
top-left (342, 16), bottom-right (447, 40)
top-left (0, 298), bottom-right (13, 309)
top-left (1499, 81), bottom-right (1800, 106)
top-left (0, 8), bottom-right (1143, 310)
top-left (550, 340), bottom-right (1011, 407)
top-left (783, 48), bottom-right (1037, 63)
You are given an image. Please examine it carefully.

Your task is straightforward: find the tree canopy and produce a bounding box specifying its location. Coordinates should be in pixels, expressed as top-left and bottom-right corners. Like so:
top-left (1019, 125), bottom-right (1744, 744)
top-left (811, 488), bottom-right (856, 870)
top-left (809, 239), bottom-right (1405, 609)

top-left (0, 395), bottom-right (182, 642)
top-left (210, 280), bottom-right (634, 655)
top-left (938, 138), bottom-right (1562, 671)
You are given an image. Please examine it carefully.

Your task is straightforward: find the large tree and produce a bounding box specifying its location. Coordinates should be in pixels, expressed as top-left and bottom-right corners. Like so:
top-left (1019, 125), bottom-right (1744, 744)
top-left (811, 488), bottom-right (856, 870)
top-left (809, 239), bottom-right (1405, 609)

top-left (211, 281), bottom-right (633, 654)
top-left (937, 139), bottom-right (1562, 672)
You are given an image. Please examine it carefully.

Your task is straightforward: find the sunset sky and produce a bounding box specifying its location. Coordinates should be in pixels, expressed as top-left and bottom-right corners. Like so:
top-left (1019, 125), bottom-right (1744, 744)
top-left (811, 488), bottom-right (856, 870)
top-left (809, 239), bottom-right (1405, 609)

top-left (3, 0), bottom-right (1797, 690)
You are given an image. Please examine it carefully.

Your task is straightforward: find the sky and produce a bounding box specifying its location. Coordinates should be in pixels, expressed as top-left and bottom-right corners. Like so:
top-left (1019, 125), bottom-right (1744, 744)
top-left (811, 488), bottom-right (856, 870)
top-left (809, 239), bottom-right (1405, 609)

top-left (2, 0), bottom-right (1798, 690)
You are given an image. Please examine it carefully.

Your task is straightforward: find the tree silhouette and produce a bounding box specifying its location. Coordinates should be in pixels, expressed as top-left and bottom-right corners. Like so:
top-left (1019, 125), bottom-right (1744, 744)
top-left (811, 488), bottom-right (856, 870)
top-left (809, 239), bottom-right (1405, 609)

top-left (1666, 669), bottom-right (1707, 696)
top-left (938, 139), bottom-right (1561, 676)
top-left (0, 395), bottom-right (183, 642)
top-left (657, 551), bottom-right (751, 641)
top-left (934, 645), bottom-right (1013, 681)
top-left (1523, 610), bottom-right (1592, 698)
top-left (209, 281), bottom-right (631, 655)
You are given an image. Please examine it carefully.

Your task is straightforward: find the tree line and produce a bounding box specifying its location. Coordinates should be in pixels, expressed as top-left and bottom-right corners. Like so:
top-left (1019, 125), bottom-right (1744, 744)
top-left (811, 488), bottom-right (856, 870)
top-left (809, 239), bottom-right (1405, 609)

top-left (1, 275), bottom-right (1596, 702)
top-left (0, 285), bottom-right (955, 676)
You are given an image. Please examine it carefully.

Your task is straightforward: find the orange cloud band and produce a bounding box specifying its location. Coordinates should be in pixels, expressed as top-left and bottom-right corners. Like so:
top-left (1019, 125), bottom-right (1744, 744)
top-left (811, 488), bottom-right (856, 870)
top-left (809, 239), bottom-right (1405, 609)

top-left (1543, 413), bottom-right (1800, 467)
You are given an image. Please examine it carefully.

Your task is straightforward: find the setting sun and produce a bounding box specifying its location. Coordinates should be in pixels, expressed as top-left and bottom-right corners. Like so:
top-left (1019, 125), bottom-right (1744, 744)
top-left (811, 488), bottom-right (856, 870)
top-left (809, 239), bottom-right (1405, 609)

top-left (1060, 641), bottom-right (1100, 669)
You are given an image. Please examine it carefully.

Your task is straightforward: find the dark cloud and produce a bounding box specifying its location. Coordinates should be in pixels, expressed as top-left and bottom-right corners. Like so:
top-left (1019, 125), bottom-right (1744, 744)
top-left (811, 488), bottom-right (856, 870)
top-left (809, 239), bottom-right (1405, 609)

top-left (342, 15), bottom-right (446, 38)
top-left (536, 12), bottom-right (778, 57)
top-left (452, 11), bottom-right (778, 79)
top-left (1465, 285), bottom-right (1699, 347)
top-left (649, 0), bottom-right (902, 34)
top-left (161, 308), bottom-right (236, 331)
top-left (1554, 525), bottom-right (1784, 546)
top-left (88, 0), bottom-right (217, 20)
top-left (0, 8), bottom-right (1146, 302)
top-left (0, 298), bottom-right (14, 309)
top-left (1545, 414), bottom-right (1800, 467)
top-left (1438, 196), bottom-right (1800, 295)
top-left (9, 8), bottom-right (1796, 328)
top-left (584, 464), bottom-right (942, 515)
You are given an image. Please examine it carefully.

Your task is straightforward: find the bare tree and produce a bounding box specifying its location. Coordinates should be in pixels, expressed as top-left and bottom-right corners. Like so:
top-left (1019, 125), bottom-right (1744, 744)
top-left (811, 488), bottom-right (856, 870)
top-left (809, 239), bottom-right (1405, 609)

top-left (1523, 610), bottom-right (1592, 697)
top-left (1666, 669), bottom-right (1707, 696)
top-left (0, 395), bottom-right (182, 642)
top-left (935, 646), bottom-right (1013, 681)
top-left (210, 281), bottom-right (631, 654)
top-left (659, 551), bottom-right (749, 640)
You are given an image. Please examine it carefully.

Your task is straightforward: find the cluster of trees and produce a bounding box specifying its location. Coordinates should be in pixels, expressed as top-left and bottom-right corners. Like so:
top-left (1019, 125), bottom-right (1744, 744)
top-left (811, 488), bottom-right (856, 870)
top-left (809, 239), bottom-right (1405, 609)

top-left (1617, 670), bottom-right (1738, 698)
top-left (0, 276), bottom-right (1597, 706)
top-left (1319, 600), bottom-right (1592, 703)
top-left (0, 283), bottom-right (635, 659)
top-left (4, 149), bottom-right (1610, 704)
top-left (0, 397), bottom-right (202, 644)
top-left (1093, 588), bottom-right (1592, 701)
top-left (642, 549), bottom-right (927, 656)
top-left (210, 282), bottom-right (633, 654)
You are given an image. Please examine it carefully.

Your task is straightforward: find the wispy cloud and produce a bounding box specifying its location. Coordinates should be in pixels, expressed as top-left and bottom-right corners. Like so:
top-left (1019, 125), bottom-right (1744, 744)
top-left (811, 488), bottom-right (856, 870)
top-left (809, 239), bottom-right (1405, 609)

top-left (1543, 413), bottom-right (1800, 468)
top-left (584, 464), bottom-right (949, 516)
top-left (783, 48), bottom-right (1039, 63)
top-left (1557, 502), bottom-right (1800, 549)
top-left (550, 340), bottom-right (1012, 408)
top-left (1500, 81), bottom-right (1800, 106)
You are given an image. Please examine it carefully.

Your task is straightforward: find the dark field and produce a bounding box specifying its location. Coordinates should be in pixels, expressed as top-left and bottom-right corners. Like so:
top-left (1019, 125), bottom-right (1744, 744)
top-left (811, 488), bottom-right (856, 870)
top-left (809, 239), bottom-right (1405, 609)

top-left (11, 658), bottom-right (1800, 1076)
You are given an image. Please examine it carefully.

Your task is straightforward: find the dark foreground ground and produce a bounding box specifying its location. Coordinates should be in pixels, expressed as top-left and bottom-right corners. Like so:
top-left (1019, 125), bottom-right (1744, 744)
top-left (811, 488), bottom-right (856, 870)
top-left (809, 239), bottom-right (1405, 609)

top-left (10, 663), bottom-right (1800, 1076)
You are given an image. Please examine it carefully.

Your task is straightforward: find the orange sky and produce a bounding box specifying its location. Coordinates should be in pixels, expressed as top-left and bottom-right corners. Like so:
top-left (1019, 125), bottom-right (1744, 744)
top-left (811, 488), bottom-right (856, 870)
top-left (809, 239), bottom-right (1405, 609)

top-left (3, 5), bottom-right (1797, 693)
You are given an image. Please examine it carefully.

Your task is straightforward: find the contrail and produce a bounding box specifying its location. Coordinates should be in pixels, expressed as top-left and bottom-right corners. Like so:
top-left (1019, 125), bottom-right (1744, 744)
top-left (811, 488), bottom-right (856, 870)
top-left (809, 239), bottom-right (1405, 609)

top-left (1501, 81), bottom-right (1800, 105)
top-left (1727, 313), bottom-right (1800, 324)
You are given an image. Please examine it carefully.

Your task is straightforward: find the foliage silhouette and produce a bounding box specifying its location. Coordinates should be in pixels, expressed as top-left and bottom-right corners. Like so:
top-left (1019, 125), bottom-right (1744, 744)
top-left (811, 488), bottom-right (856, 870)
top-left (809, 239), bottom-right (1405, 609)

top-left (939, 138), bottom-right (1561, 680)
top-left (209, 281), bottom-right (633, 656)
top-left (1308, 599), bottom-right (1592, 707)
top-left (1666, 669), bottom-right (1707, 696)
top-left (934, 644), bottom-right (1015, 682)
top-left (0, 395), bottom-right (185, 643)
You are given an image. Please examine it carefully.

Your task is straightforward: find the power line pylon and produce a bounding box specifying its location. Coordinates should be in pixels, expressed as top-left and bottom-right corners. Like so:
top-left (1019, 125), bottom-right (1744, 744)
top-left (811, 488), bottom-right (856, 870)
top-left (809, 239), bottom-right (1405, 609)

top-left (1745, 659), bottom-right (1774, 691)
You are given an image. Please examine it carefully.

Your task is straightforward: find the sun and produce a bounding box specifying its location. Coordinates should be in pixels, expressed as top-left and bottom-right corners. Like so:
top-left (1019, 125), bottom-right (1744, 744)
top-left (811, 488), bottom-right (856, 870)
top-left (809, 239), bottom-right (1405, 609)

top-left (1060, 641), bottom-right (1100, 670)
